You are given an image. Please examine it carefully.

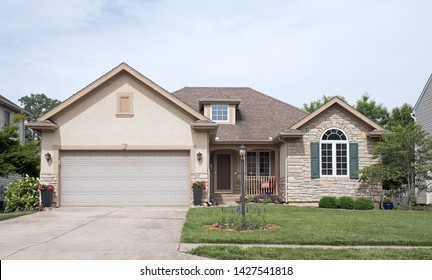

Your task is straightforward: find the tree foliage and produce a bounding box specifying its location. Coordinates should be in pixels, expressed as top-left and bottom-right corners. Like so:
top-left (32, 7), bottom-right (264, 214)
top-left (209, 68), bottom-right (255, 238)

top-left (0, 115), bottom-right (40, 177)
top-left (18, 93), bottom-right (61, 142)
top-left (387, 103), bottom-right (414, 129)
top-left (302, 95), bottom-right (347, 113)
top-left (360, 124), bottom-right (432, 207)
top-left (354, 93), bottom-right (389, 127)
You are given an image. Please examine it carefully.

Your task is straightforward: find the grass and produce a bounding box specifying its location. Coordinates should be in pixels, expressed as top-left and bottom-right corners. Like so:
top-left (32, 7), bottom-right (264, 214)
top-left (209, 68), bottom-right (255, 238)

top-left (181, 205), bottom-right (432, 246)
top-left (188, 245), bottom-right (432, 260)
top-left (0, 211), bottom-right (34, 221)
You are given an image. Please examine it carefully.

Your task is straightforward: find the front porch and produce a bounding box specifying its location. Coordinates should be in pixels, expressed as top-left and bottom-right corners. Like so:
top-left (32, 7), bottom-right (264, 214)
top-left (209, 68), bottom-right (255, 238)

top-left (210, 146), bottom-right (279, 202)
top-left (246, 176), bottom-right (277, 195)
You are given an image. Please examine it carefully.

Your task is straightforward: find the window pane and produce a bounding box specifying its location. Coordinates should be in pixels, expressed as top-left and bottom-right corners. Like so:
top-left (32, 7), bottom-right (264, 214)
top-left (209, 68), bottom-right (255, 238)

top-left (321, 143), bottom-right (333, 175)
top-left (247, 152), bottom-right (257, 176)
top-left (259, 152), bottom-right (270, 176)
top-left (336, 143), bottom-right (347, 175)
top-left (211, 104), bottom-right (228, 121)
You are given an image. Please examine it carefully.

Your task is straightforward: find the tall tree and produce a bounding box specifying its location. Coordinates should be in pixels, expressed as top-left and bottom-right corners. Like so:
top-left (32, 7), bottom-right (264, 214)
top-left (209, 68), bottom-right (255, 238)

top-left (360, 123), bottom-right (432, 207)
top-left (19, 93), bottom-right (61, 142)
top-left (387, 103), bottom-right (414, 129)
top-left (0, 115), bottom-right (39, 177)
top-left (303, 95), bottom-right (347, 113)
top-left (354, 93), bottom-right (389, 128)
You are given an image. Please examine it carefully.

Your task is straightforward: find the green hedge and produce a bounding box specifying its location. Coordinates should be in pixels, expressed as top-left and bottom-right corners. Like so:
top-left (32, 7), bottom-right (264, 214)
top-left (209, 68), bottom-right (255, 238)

top-left (339, 196), bottom-right (355, 209)
top-left (318, 196), bottom-right (339, 208)
top-left (354, 197), bottom-right (375, 210)
top-left (319, 196), bottom-right (374, 210)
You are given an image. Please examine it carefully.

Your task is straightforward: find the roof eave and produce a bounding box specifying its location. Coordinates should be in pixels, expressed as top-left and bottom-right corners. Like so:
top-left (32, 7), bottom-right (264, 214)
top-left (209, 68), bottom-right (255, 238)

top-left (26, 121), bottom-right (59, 131)
top-left (367, 129), bottom-right (387, 138)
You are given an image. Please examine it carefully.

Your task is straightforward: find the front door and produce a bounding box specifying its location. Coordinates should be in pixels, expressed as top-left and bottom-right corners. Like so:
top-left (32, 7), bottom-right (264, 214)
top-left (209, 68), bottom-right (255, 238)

top-left (216, 154), bottom-right (231, 192)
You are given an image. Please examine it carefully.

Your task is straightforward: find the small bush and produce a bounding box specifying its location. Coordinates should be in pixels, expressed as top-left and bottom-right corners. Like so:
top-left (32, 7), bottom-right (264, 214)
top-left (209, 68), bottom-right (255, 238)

top-left (4, 175), bottom-right (40, 212)
top-left (319, 196), bottom-right (339, 208)
top-left (339, 196), bottom-right (355, 209)
top-left (218, 206), bottom-right (267, 231)
top-left (354, 197), bottom-right (374, 210)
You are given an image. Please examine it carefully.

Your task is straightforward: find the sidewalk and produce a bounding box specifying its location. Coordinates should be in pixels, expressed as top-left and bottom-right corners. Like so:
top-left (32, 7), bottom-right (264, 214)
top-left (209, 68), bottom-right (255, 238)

top-left (179, 243), bottom-right (432, 253)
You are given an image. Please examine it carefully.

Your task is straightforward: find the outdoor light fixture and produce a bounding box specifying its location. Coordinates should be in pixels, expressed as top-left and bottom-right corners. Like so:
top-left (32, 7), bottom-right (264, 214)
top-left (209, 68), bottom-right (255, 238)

top-left (45, 152), bottom-right (52, 162)
top-left (196, 152), bottom-right (203, 161)
top-left (239, 144), bottom-right (247, 160)
top-left (238, 144), bottom-right (247, 229)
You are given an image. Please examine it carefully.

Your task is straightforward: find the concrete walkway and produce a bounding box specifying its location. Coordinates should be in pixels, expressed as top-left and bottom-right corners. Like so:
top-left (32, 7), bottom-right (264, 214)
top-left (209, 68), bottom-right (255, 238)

top-left (179, 243), bottom-right (432, 252)
top-left (0, 207), bottom-right (206, 260)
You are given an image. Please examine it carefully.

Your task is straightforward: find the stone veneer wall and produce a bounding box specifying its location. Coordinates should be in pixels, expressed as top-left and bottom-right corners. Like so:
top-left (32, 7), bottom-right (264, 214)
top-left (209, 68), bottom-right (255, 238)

top-left (286, 107), bottom-right (382, 203)
top-left (40, 173), bottom-right (58, 207)
top-left (191, 172), bottom-right (209, 205)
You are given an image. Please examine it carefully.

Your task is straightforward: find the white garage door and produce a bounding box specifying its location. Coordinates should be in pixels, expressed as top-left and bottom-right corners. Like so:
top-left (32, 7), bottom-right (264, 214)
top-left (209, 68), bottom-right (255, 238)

top-left (60, 151), bottom-right (190, 206)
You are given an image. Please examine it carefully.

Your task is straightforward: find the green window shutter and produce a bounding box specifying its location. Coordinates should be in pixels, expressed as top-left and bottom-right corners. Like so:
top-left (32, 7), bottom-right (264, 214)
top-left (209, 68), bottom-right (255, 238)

top-left (349, 143), bottom-right (359, 179)
top-left (311, 142), bottom-right (320, 179)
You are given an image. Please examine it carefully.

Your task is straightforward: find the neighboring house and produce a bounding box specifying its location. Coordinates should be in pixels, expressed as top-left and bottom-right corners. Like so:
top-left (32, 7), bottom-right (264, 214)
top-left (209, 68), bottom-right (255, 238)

top-left (0, 95), bottom-right (30, 203)
top-left (0, 95), bottom-right (28, 143)
top-left (27, 63), bottom-right (384, 207)
top-left (413, 73), bottom-right (432, 205)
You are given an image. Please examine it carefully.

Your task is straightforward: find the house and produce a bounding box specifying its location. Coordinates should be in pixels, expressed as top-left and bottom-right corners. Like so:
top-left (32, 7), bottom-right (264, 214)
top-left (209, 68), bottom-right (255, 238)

top-left (413, 73), bottom-right (432, 205)
top-left (27, 63), bottom-right (384, 207)
top-left (0, 95), bottom-right (30, 203)
top-left (0, 95), bottom-right (28, 143)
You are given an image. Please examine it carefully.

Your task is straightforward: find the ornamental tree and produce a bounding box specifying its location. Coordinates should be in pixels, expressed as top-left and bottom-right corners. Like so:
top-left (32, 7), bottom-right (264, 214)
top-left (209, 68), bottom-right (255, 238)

top-left (360, 123), bottom-right (432, 207)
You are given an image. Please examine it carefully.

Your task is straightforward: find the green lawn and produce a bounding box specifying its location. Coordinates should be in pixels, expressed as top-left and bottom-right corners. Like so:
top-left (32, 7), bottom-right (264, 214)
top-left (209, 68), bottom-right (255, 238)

top-left (189, 245), bottom-right (432, 260)
top-left (0, 211), bottom-right (33, 221)
top-left (181, 205), bottom-right (432, 246)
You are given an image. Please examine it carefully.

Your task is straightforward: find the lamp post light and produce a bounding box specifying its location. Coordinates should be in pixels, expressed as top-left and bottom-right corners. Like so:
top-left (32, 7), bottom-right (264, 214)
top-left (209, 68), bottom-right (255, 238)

top-left (238, 144), bottom-right (247, 229)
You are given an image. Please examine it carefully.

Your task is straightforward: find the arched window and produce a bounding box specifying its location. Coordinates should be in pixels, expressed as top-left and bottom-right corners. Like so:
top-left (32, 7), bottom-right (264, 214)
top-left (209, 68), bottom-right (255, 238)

top-left (320, 128), bottom-right (348, 176)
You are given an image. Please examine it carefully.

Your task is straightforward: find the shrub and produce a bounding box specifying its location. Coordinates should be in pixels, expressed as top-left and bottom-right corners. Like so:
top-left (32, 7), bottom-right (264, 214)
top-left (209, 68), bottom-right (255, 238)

top-left (319, 196), bottom-right (339, 208)
top-left (4, 175), bottom-right (40, 212)
top-left (354, 197), bottom-right (374, 210)
top-left (339, 196), bottom-right (355, 209)
top-left (218, 206), bottom-right (267, 231)
top-left (253, 194), bottom-right (283, 204)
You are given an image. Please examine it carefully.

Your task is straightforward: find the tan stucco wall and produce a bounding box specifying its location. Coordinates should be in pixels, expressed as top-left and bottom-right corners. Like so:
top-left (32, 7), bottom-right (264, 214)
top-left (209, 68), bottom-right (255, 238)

top-left (39, 73), bottom-right (211, 206)
top-left (284, 106), bottom-right (381, 202)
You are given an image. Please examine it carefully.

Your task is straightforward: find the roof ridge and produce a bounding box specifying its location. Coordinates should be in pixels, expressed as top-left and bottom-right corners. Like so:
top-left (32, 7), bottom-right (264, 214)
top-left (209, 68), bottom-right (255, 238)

top-left (246, 88), bottom-right (309, 116)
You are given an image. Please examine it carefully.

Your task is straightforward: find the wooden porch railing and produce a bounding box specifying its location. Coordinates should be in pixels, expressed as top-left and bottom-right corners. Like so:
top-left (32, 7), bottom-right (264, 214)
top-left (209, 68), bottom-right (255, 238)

top-left (246, 176), bottom-right (276, 195)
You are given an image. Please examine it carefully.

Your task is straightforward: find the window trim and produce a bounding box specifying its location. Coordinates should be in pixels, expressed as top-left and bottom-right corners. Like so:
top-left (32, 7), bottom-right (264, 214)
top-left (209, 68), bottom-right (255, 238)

top-left (210, 104), bottom-right (229, 123)
top-left (246, 150), bottom-right (271, 177)
top-left (116, 92), bottom-right (134, 118)
top-left (320, 128), bottom-right (349, 177)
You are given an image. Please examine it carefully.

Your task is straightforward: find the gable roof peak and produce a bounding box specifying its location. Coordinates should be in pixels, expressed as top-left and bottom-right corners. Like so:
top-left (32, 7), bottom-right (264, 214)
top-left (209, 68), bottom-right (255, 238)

top-left (36, 63), bottom-right (207, 122)
top-left (290, 96), bottom-right (385, 132)
top-left (414, 73), bottom-right (432, 112)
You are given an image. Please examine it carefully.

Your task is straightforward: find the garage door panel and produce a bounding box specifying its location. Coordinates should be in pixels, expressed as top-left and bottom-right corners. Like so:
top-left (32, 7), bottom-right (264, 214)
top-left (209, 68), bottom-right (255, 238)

top-left (60, 151), bottom-right (190, 206)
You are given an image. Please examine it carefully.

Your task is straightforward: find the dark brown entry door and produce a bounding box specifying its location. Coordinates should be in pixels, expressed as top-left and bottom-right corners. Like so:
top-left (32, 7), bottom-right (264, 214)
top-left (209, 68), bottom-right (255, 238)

top-left (216, 154), bottom-right (231, 191)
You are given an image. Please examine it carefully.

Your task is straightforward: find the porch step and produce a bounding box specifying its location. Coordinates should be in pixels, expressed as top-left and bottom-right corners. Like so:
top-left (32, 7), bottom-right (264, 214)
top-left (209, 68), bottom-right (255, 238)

top-left (213, 194), bottom-right (240, 206)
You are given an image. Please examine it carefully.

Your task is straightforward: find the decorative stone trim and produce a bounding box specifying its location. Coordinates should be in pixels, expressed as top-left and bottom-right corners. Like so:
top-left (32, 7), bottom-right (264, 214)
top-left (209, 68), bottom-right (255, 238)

top-left (40, 174), bottom-right (59, 207)
top-left (191, 172), bottom-right (209, 205)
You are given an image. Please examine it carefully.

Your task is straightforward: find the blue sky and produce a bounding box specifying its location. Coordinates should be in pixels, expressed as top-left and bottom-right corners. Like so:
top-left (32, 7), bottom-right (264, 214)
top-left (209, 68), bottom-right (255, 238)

top-left (1, 0), bottom-right (431, 110)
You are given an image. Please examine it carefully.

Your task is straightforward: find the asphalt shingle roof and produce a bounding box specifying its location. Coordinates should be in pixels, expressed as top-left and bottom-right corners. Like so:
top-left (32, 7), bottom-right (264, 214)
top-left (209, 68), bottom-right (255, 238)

top-left (172, 87), bottom-right (308, 141)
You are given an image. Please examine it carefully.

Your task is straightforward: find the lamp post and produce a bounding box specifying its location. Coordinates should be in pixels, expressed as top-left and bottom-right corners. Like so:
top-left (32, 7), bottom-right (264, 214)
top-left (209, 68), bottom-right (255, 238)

top-left (239, 144), bottom-right (247, 229)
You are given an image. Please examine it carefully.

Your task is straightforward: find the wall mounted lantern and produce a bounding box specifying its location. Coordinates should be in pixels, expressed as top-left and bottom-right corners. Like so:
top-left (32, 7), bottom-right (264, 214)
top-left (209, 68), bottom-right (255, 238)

top-left (45, 152), bottom-right (52, 162)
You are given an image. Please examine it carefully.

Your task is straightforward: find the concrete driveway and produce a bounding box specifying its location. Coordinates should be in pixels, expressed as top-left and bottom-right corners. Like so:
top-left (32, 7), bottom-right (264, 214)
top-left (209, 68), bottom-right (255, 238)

top-left (0, 207), bottom-right (204, 260)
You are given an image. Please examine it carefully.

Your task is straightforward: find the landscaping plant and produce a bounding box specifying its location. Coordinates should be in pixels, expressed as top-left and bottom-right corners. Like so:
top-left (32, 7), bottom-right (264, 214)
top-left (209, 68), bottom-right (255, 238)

top-left (4, 175), bottom-right (40, 212)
